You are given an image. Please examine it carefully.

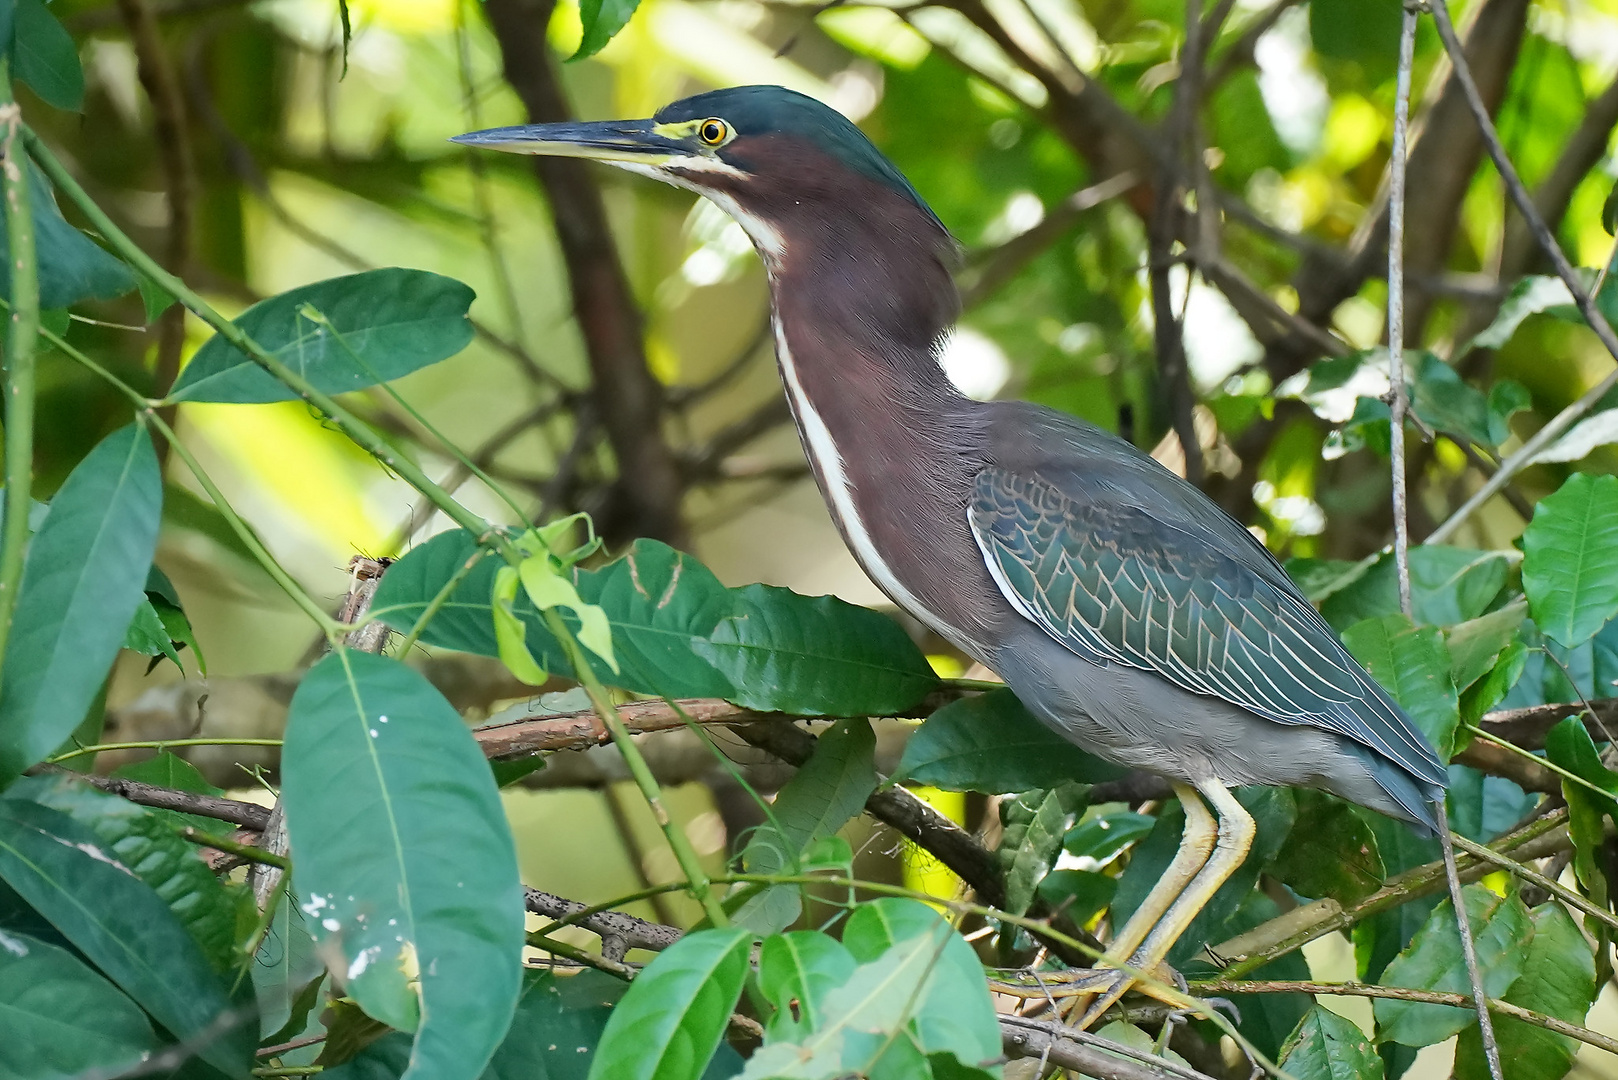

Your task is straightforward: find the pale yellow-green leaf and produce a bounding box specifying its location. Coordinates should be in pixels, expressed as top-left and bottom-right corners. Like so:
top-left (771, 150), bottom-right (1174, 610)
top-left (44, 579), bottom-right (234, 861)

top-left (518, 555), bottom-right (618, 673)
top-left (492, 566), bottom-right (547, 686)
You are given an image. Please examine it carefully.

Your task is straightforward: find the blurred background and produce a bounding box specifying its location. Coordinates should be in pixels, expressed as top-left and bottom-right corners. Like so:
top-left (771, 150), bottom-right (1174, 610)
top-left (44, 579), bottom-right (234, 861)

top-left (29, 0), bottom-right (1618, 1071)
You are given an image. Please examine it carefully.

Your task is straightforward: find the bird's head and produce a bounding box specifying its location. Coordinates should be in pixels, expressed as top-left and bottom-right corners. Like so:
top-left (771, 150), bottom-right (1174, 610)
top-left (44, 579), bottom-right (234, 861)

top-left (452, 85), bottom-right (949, 266)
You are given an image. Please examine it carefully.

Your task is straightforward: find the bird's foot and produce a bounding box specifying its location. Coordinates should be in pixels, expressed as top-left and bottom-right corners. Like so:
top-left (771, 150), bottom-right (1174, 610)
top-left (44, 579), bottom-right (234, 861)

top-left (1057, 959), bottom-right (1185, 1031)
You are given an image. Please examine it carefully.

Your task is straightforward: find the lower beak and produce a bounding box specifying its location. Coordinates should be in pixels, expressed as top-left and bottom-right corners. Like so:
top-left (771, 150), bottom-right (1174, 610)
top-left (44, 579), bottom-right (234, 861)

top-left (449, 120), bottom-right (685, 165)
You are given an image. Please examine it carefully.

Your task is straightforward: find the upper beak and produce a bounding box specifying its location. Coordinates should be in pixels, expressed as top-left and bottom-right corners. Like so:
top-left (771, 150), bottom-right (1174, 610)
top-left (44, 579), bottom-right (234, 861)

top-left (449, 119), bottom-right (688, 165)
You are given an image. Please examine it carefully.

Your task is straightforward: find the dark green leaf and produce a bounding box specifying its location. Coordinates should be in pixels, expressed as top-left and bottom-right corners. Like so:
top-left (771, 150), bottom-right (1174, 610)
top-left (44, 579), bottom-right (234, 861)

top-left (695, 584), bottom-right (938, 716)
top-left (15, 775), bottom-right (251, 972)
top-left (282, 651), bottom-right (524, 1078)
top-left (1544, 715), bottom-right (1618, 895)
top-left (997, 783), bottom-right (1087, 916)
top-left (1320, 547), bottom-right (1509, 631)
top-left (1522, 473), bottom-right (1618, 647)
top-left (1341, 613), bottom-right (1458, 760)
top-left (0, 424), bottom-right (162, 786)
top-left (737, 718), bottom-right (873, 932)
top-left (124, 596), bottom-right (185, 670)
top-left (0, 163), bottom-right (134, 309)
top-left (139, 274), bottom-right (177, 322)
top-left (1446, 601), bottom-right (1527, 691)
top-left (168, 269), bottom-right (476, 403)
top-left (736, 719), bottom-right (877, 933)
top-left (479, 968), bottom-right (742, 1080)
top-left (1453, 903), bottom-right (1596, 1080)
top-left (893, 688), bottom-right (1125, 793)
top-left (1286, 555), bottom-right (1376, 605)
top-left (572, 0), bottom-right (640, 60)
top-left (1278, 1006), bottom-right (1384, 1080)
top-left (1373, 884), bottom-right (1532, 1047)
top-left (316, 998), bottom-right (395, 1067)
top-left (321, 1031), bottom-right (412, 1080)
top-left (1113, 787), bottom-right (1296, 966)
top-left (1445, 765), bottom-right (1536, 845)
top-left (1190, 892), bottom-right (1310, 1060)
top-left (587, 928), bottom-right (751, 1080)
top-left (1034, 869), bottom-right (1115, 927)
top-left (1459, 640), bottom-right (1526, 724)
top-left (14, 0), bottom-right (82, 110)
top-left (0, 798), bottom-right (253, 1074)
top-left (1062, 811), bottom-right (1154, 862)
top-left (0, 930), bottom-right (160, 1078)
top-left (252, 882), bottom-right (324, 1043)
top-left (1271, 791), bottom-right (1384, 905)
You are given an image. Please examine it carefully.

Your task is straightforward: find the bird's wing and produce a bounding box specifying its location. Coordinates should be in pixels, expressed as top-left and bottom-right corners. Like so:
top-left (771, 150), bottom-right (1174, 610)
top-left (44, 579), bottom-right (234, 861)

top-left (968, 466), bottom-right (1447, 786)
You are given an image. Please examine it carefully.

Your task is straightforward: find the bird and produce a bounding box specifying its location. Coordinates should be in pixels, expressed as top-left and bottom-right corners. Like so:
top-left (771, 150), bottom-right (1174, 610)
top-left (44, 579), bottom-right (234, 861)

top-left (453, 85), bottom-right (1448, 1027)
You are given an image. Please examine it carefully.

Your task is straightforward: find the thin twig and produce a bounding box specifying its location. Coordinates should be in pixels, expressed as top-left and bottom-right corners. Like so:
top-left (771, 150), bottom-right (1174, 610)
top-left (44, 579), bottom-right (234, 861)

top-left (1435, 801), bottom-right (1505, 1080)
top-left (1190, 978), bottom-right (1618, 1057)
top-left (1387, 2), bottom-right (1417, 618)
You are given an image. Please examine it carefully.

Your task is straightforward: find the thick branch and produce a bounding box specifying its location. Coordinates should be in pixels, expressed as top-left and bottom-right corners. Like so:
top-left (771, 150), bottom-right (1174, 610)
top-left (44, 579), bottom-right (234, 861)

top-left (480, 0), bottom-right (686, 545)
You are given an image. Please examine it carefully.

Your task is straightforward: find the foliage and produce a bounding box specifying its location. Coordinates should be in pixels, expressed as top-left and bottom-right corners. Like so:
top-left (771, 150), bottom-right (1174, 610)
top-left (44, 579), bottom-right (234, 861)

top-left (2, 0), bottom-right (1617, 1078)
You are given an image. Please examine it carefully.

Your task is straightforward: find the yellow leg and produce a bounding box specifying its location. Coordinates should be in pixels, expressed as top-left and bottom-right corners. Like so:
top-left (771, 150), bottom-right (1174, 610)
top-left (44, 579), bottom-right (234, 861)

top-left (1061, 783), bottom-right (1217, 1019)
top-left (1074, 778), bottom-right (1256, 1030)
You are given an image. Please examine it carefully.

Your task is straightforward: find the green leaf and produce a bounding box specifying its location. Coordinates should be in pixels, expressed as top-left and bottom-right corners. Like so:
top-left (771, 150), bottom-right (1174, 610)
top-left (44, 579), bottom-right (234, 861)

top-left (735, 719), bottom-right (878, 934)
top-left (1522, 473), bottom-right (1618, 647)
top-left (0, 930), bottom-right (160, 1078)
top-left (139, 274), bottom-right (177, 322)
top-left (1459, 639), bottom-right (1526, 725)
top-left (1373, 884), bottom-right (1533, 1047)
top-left (493, 565), bottom-right (549, 686)
top-left (1271, 791), bottom-right (1385, 905)
top-left (1467, 276), bottom-right (1572, 352)
top-left (282, 651), bottom-right (524, 1079)
top-left (695, 584), bottom-right (939, 716)
top-left (168, 269), bottom-right (475, 403)
top-left (373, 532), bottom-right (736, 699)
top-left (0, 798), bottom-right (253, 1074)
top-left (1062, 811), bottom-right (1154, 862)
top-left (1278, 1006), bottom-right (1384, 1080)
top-left (1445, 601), bottom-right (1527, 691)
top-left (1114, 787), bottom-right (1296, 966)
top-left (124, 596), bottom-right (185, 670)
top-left (1544, 715), bottom-right (1618, 895)
top-left (1341, 613), bottom-right (1459, 760)
top-left (841, 899), bottom-right (1001, 1072)
top-left (587, 927), bottom-right (751, 1080)
top-left (572, 0), bottom-right (640, 60)
top-left (1034, 869), bottom-right (1116, 926)
top-left (14, 0), bottom-right (83, 110)
top-left (0, 165), bottom-right (134, 309)
top-left (0, 425), bottom-right (162, 787)
top-left (15, 775), bottom-right (252, 973)
top-left (997, 783), bottom-right (1087, 916)
top-left (893, 688), bottom-right (1125, 792)
top-left (252, 884), bottom-right (324, 1043)
top-left (1320, 547), bottom-right (1509, 631)
top-left (1453, 903), bottom-right (1596, 1080)
top-left (758, 930), bottom-right (859, 1043)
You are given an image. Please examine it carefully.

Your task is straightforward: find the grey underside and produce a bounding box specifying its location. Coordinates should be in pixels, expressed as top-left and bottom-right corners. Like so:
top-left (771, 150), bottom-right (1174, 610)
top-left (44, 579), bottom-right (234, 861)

top-left (986, 625), bottom-right (1437, 831)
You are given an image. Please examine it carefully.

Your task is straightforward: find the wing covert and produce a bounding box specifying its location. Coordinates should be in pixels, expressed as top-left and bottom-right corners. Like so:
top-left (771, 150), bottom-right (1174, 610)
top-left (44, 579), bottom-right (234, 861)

top-left (968, 468), bottom-right (1447, 786)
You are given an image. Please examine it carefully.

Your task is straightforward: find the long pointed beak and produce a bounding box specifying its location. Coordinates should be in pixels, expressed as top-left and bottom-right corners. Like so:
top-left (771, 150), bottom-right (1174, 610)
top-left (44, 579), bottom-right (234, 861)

top-left (449, 119), bottom-right (688, 165)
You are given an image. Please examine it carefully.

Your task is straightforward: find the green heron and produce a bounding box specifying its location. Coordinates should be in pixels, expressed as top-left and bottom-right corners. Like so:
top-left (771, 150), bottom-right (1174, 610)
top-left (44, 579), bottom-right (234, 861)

top-left (453, 86), bottom-right (1447, 1026)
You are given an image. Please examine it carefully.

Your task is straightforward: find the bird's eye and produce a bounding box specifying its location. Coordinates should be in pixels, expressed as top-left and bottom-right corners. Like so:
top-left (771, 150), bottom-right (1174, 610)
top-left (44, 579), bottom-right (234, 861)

top-left (699, 118), bottom-right (729, 146)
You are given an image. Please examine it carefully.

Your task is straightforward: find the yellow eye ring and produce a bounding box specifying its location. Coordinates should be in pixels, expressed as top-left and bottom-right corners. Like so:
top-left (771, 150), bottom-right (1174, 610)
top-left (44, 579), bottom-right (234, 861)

top-left (698, 118), bottom-right (730, 146)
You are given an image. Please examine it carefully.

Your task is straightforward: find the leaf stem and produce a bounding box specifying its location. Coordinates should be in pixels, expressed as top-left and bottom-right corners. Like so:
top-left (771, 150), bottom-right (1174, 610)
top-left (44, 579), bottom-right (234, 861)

top-left (45, 737), bottom-right (284, 765)
top-left (540, 607), bottom-right (729, 928)
top-left (179, 826), bottom-right (289, 868)
top-left (1463, 722), bottom-right (1616, 803)
top-left (0, 63), bottom-right (39, 676)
